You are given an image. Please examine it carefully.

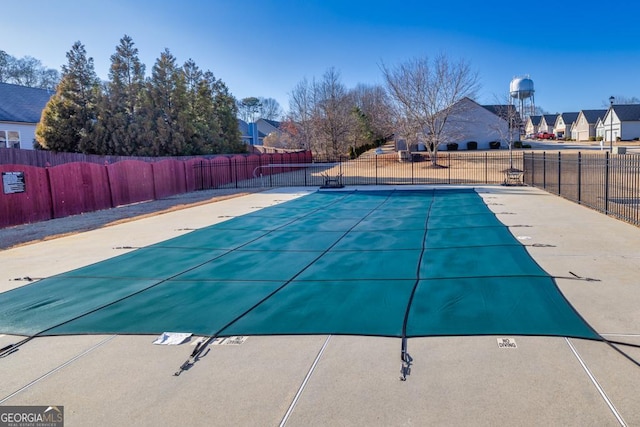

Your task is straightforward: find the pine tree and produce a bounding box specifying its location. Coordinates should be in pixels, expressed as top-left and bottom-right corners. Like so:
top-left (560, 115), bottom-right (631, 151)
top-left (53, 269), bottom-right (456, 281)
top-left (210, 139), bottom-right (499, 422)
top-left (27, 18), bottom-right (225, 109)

top-left (94, 35), bottom-right (146, 155)
top-left (140, 49), bottom-right (191, 156)
top-left (183, 59), bottom-right (206, 153)
top-left (210, 75), bottom-right (245, 153)
top-left (35, 42), bottom-right (100, 153)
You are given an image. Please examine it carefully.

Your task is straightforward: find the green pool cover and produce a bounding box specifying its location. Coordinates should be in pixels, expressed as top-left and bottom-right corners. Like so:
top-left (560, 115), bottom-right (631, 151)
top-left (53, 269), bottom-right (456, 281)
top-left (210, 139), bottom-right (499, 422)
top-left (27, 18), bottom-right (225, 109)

top-left (0, 189), bottom-right (599, 340)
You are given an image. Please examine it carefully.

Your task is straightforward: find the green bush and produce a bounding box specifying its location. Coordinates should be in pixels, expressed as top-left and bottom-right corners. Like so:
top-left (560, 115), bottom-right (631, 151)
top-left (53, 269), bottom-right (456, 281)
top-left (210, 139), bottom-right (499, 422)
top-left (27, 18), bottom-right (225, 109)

top-left (513, 141), bottom-right (523, 148)
top-left (466, 141), bottom-right (477, 150)
top-left (489, 141), bottom-right (501, 149)
top-left (589, 136), bottom-right (596, 141)
top-left (350, 142), bottom-right (381, 159)
top-left (446, 142), bottom-right (458, 151)
top-left (522, 144), bottom-right (531, 148)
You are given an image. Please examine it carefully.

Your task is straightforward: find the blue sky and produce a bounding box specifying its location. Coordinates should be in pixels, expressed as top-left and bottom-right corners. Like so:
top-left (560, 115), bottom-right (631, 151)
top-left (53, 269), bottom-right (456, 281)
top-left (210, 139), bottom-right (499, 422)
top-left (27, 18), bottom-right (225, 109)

top-left (2, 0), bottom-right (638, 115)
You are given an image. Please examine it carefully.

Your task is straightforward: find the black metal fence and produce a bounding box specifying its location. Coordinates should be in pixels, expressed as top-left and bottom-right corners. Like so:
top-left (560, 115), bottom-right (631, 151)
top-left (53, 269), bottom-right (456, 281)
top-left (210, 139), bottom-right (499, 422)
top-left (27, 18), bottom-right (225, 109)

top-left (523, 151), bottom-right (640, 226)
top-left (194, 151), bottom-right (524, 189)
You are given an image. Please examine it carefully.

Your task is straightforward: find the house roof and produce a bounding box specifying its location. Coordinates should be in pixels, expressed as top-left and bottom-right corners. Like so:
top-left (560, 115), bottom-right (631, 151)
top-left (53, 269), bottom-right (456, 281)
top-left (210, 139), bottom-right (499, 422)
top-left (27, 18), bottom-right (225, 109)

top-left (612, 104), bottom-right (640, 122)
top-left (541, 114), bottom-right (557, 124)
top-left (261, 119), bottom-right (281, 128)
top-left (481, 104), bottom-right (516, 116)
top-left (481, 104), bottom-right (523, 128)
top-left (558, 112), bottom-right (579, 124)
top-left (0, 82), bottom-right (53, 123)
top-left (237, 119), bottom-right (250, 135)
top-left (580, 109), bottom-right (607, 123)
top-left (528, 115), bottom-right (541, 125)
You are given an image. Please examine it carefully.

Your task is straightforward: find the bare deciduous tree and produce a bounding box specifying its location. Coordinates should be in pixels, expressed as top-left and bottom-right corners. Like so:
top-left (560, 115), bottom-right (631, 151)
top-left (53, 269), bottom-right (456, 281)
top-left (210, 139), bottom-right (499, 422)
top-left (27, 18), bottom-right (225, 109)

top-left (314, 67), bottom-right (354, 158)
top-left (603, 95), bottom-right (640, 106)
top-left (287, 71), bottom-right (391, 157)
top-left (382, 54), bottom-right (480, 165)
top-left (287, 77), bottom-right (318, 151)
top-left (258, 97), bottom-right (283, 121)
top-left (0, 51), bottom-right (60, 90)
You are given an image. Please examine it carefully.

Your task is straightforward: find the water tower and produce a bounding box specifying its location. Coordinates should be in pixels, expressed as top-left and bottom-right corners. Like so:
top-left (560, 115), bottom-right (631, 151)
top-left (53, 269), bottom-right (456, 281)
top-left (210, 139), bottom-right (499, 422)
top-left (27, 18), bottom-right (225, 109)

top-left (509, 76), bottom-right (535, 120)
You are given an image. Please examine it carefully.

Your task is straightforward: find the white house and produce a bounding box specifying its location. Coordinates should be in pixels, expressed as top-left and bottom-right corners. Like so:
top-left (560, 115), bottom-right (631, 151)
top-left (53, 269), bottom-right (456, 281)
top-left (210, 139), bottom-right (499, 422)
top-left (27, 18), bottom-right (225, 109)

top-left (597, 104), bottom-right (640, 142)
top-left (524, 115), bottom-right (541, 136)
top-left (408, 97), bottom-right (518, 150)
top-left (595, 117), bottom-right (605, 140)
top-left (570, 109), bottom-right (606, 141)
top-left (553, 112), bottom-right (579, 139)
top-left (0, 82), bottom-right (53, 149)
top-left (538, 114), bottom-right (557, 134)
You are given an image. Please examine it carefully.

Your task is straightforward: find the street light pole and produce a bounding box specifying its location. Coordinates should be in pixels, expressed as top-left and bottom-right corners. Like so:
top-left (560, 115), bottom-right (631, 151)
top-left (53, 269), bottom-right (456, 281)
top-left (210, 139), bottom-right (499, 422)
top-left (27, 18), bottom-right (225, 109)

top-left (609, 96), bottom-right (615, 152)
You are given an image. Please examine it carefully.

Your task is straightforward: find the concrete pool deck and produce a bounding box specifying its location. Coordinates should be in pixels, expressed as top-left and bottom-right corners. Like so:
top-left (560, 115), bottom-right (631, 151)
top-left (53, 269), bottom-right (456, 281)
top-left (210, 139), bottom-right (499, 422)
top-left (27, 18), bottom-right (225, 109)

top-left (1, 185), bottom-right (639, 426)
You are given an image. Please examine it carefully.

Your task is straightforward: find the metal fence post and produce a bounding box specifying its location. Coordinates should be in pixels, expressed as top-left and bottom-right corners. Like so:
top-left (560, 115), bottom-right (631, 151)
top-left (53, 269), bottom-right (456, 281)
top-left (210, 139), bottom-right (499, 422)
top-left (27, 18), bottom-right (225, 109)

top-left (269, 166), bottom-right (273, 187)
top-left (411, 157), bottom-right (414, 185)
top-left (543, 152), bottom-right (546, 189)
top-left (604, 151), bottom-right (610, 215)
top-left (577, 152), bottom-right (582, 204)
top-left (447, 152), bottom-right (451, 184)
top-left (234, 158), bottom-right (239, 189)
top-left (558, 151), bottom-right (562, 196)
top-left (199, 161), bottom-right (204, 190)
top-left (375, 154), bottom-right (378, 185)
top-left (484, 152), bottom-right (488, 184)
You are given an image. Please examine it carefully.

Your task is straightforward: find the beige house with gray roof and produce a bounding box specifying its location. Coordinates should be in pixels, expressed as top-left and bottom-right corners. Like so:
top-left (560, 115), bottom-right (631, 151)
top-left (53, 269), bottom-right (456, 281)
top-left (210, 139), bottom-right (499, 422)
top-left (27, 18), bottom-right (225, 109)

top-left (553, 112), bottom-right (579, 140)
top-left (571, 110), bottom-right (606, 141)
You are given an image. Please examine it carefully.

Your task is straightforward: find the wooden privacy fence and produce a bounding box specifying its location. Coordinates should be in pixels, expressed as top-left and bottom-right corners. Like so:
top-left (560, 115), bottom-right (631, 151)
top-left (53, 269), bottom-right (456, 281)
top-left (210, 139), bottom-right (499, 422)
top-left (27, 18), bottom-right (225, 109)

top-left (0, 147), bottom-right (185, 167)
top-left (0, 151), bottom-right (311, 229)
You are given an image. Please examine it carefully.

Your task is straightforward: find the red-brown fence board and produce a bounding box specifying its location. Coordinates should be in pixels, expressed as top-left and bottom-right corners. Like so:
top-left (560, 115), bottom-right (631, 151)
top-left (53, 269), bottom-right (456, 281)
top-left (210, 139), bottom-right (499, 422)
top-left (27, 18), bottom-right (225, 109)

top-left (152, 159), bottom-right (187, 199)
top-left (1, 151), bottom-right (311, 229)
top-left (282, 153), bottom-right (293, 172)
top-left (245, 154), bottom-right (261, 178)
top-left (107, 160), bottom-right (155, 206)
top-left (184, 158), bottom-right (207, 192)
top-left (259, 153), bottom-right (274, 176)
top-left (296, 151), bottom-right (311, 163)
top-left (257, 154), bottom-right (268, 176)
top-left (270, 153), bottom-right (284, 174)
top-left (48, 162), bottom-right (112, 219)
top-left (211, 157), bottom-right (231, 187)
top-left (0, 147), bottom-right (200, 167)
top-left (0, 164), bottom-right (52, 228)
top-left (229, 155), bottom-right (246, 181)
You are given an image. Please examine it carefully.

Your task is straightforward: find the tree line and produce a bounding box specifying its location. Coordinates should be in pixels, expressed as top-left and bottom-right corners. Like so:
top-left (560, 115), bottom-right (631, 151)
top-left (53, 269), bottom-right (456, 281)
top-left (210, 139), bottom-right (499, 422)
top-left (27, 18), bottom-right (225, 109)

top-left (34, 36), bottom-right (245, 156)
top-left (0, 50), bottom-right (60, 90)
top-left (264, 68), bottom-right (396, 158)
top-left (13, 36), bottom-right (487, 160)
top-left (269, 57), bottom-right (480, 162)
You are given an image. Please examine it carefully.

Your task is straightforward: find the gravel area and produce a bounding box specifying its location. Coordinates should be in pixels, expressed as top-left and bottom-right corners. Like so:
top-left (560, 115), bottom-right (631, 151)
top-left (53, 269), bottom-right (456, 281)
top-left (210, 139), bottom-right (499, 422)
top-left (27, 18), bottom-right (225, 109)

top-left (0, 188), bottom-right (264, 250)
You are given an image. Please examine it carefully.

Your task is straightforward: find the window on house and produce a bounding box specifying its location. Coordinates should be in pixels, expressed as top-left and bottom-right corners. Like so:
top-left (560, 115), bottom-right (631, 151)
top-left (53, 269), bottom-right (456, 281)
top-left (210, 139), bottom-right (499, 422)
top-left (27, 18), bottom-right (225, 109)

top-left (7, 131), bottom-right (20, 148)
top-left (0, 131), bottom-right (6, 148)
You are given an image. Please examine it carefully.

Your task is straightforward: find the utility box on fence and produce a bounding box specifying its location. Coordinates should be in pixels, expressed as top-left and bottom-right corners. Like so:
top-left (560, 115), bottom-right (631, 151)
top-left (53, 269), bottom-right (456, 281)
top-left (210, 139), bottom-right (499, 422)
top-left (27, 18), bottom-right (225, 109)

top-left (613, 146), bottom-right (626, 154)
